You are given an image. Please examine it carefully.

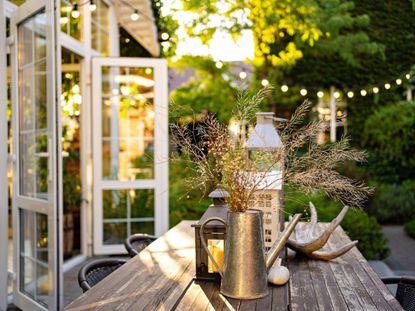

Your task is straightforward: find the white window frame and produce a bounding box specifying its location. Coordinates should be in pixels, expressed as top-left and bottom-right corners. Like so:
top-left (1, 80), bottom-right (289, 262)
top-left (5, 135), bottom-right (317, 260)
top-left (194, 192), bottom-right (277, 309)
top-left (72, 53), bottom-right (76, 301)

top-left (92, 57), bottom-right (169, 255)
top-left (0, 1), bottom-right (9, 310)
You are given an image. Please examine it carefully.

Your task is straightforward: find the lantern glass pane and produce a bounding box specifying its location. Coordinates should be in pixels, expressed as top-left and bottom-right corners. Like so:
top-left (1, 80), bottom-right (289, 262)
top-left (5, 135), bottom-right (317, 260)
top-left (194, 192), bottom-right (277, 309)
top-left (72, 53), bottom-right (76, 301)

top-left (207, 239), bottom-right (224, 273)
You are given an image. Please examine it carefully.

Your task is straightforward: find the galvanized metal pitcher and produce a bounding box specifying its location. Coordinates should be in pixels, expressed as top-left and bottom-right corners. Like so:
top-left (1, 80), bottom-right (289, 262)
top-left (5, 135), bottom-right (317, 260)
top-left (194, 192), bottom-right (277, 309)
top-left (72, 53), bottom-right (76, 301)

top-left (200, 210), bottom-right (301, 299)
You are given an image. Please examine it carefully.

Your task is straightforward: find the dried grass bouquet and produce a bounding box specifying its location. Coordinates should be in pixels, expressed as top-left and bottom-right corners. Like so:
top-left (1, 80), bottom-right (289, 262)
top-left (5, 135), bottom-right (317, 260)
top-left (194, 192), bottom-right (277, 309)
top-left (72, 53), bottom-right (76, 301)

top-left (170, 86), bottom-right (372, 213)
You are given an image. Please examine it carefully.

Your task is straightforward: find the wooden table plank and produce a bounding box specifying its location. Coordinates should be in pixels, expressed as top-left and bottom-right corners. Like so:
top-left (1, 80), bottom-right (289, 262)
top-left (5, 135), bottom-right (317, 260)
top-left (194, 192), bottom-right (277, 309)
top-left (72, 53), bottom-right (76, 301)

top-left (64, 221), bottom-right (196, 311)
top-left (64, 221), bottom-right (402, 311)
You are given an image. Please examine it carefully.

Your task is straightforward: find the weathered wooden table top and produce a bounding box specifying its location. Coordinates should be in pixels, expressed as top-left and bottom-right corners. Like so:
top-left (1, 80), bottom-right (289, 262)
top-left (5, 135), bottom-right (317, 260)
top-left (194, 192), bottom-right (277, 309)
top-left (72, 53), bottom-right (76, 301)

top-left (64, 221), bottom-right (402, 311)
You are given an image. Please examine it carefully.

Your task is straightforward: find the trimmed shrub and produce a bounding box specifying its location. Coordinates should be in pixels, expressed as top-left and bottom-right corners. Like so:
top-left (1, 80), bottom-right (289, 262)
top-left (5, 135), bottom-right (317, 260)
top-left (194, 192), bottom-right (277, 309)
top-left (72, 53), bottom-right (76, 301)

top-left (404, 219), bottom-right (415, 239)
top-left (368, 180), bottom-right (415, 224)
top-left (285, 190), bottom-right (390, 260)
top-left (362, 101), bottom-right (415, 183)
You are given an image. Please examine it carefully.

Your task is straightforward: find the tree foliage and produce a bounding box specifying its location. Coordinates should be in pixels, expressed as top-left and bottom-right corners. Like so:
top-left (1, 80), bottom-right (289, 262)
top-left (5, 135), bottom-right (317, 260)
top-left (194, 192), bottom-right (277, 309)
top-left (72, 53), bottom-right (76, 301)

top-left (170, 56), bottom-right (238, 122)
top-left (181, 0), bottom-right (381, 70)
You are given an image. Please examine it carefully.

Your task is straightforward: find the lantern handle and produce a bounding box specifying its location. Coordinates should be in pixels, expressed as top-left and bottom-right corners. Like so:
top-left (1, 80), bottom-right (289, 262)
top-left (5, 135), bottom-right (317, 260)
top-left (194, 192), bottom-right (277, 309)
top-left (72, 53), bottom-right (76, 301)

top-left (199, 217), bottom-right (226, 277)
top-left (265, 116), bottom-right (288, 123)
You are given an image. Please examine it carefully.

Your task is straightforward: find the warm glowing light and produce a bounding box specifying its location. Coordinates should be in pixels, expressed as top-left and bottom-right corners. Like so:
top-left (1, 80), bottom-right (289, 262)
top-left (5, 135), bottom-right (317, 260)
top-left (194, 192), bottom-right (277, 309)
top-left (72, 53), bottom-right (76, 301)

top-left (300, 88), bottom-right (307, 96)
top-left (360, 90), bottom-right (367, 96)
top-left (89, 0), bottom-right (97, 12)
top-left (347, 91), bottom-right (354, 98)
top-left (71, 4), bottom-right (80, 18)
top-left (384, 83), bottom-right (391, 89)
top-left (60, 17), bottom-right (69, 24)
top-left (215, 61), bottom-right (223, 69)
top-left (334, 91), bottom-right (340, 99)
top-left (281, 85), bottom-right (289, 92)
top-left (145, 68), bottom-right (152, 75)
top-left (317, 91), bottom-right (324, 98)
top-left (131, 10), bottom-right (139, 21)
top-left (161, 32), bottom-right (170, 41)
top-left (396, 78), bottom-right (402, 85)
top-left (261, 79), bottom-right (269, 87)
top-left (406, 73), bottom-right (411, 80)
top-left (72, 84), bottom-right (80, 94)
top-left (373, 87), bottom-right (379, 94)
top-left (112, 89), bottom-right (119, 96)
top-left (239, 71), bottom-right (247, 79)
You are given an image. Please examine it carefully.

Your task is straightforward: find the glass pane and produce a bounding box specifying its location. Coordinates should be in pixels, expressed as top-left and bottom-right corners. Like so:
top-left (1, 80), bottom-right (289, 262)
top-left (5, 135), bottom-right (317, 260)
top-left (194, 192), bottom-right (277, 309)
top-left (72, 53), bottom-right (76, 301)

top-left (35, 62), bottom-right (47, 130)
top-left (18, 10), bottom-right (49, 200)
top-left (60, 0), bottom-right (82, 41)
top-left (131, 189), bottom-right (154, 218)
top-left (34, 13), bottom-right (46, 60)
top-left (91, 0), bottom-right (109, 55)
top-left (131, 221), bottom-right (154, 235)
top-left (103, 190), bottom-right (127, 219)
top-left (101, 66), bottom-right (155, 180)
top-left (19, 209), bottom-right (49, 307)
top-left (18, 18), bottom-right (33, 66)
top-left (103, 222), bottom-right (127, 245)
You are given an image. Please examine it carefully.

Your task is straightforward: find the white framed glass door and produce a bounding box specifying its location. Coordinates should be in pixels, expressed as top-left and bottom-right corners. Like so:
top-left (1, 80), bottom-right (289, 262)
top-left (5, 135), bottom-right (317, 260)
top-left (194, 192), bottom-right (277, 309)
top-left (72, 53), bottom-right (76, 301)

top-left (92, 57), bottom-right (168, 254)
top-left (10, 0), bottom-right (61, 310)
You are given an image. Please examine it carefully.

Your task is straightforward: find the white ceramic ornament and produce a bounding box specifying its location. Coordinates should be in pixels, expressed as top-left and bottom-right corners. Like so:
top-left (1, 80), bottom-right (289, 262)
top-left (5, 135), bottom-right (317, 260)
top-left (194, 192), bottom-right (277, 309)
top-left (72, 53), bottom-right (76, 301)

top-left (268, 265), bottom-right (290, 285)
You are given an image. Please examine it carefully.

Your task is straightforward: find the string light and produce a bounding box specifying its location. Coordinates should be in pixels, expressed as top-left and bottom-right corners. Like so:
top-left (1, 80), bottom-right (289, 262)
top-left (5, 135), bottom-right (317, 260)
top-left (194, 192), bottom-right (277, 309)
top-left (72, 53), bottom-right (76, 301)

top-left (300, 88), bottom-right (307, 96)
top-left (89, 0), bottom-right (96, 12)
top-left (347, 91), bottom-right (354, 98)
top-left (333, 91), bottom-right (340, 99)
top-left (239, 71), bottom-right (247, 79)
top-left (281, 85), bottom-right (288, 92)
top-left (396, 78), bottom-right (402, 85)
top-left (317, 91), bottom-right (324, 98)
top-left (384, 83), bottom-right (391, 89)
top-left (373, 87), bottom-right (379, 94)
top-left (161, 32), bottom-right (170, 41)
top-left (406, 74), bottom-right (411, 80)
top-left (71, 4), bottom-right (80, 18)
top-left (215, 61), bottom-right (223, 69)
top-left (131, 9), bottom-right (140, 21)
top-left (261, 79), bottom-right (269, 87)
top-left (360, 90), bottom-right (367, 96)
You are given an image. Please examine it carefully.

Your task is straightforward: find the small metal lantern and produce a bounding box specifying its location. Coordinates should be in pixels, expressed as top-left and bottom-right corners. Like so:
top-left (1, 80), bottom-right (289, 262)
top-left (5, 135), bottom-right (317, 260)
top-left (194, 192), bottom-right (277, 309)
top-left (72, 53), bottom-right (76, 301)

top-left (246, 112), bottom-right (285, 250)
top-left (192, 185), bottom-right (229, 282)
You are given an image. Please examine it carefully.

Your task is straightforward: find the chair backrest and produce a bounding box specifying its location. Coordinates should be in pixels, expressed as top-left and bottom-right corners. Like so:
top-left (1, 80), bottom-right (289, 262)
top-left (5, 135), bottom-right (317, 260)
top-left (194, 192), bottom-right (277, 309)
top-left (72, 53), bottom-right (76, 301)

top-left (124, 234), bottom-right (156, 257)
top-left (78, 258), bottom-right (127, 292)
top-left (382, 276), bottom-right (415, 311)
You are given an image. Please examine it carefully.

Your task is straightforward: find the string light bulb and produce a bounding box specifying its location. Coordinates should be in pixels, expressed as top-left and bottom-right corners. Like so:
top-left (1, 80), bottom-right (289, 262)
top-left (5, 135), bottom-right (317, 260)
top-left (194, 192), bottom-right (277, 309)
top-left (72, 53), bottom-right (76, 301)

top-left (239, 71), bottom-right (247, 79)
top-left (384, 83), bottom-right (391, 90)
top-left (89, 0), bottom-right (96, 12)
top-left (71, 4), bottom-right (80, 18)
top-left (406, 73), bottom-right (411, 80)
top-left (281, 85), bottom-right (288, 92)
top-left (396, 78), bottom-right (402, 85)
top-left (161, 32), bottom-right (170, 41)
top-left (333, 91), bottom-right (340, 99)
top-left (317, 91), bottom-right (324, 98)
top-left (347, 91), bottom-right (354, 98)
top-left (300, 88), bottom-right (307, 96)
top-left (261, 79), bottom-right (269, 87)
top-left (215, 61), bottom-right (223, 69)
top-left (130, 10), bottom-right (140, 21)
top-left (373, 87), bottom-right (379, 94)
top-left (360, 90), bottom-right (367, 96)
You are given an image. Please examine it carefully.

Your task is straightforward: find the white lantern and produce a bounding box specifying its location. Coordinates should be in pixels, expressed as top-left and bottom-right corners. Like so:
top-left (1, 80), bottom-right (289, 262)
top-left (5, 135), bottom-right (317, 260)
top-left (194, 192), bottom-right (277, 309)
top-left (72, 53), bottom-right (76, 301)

top-left (246, 112), bottom-right (284, 250)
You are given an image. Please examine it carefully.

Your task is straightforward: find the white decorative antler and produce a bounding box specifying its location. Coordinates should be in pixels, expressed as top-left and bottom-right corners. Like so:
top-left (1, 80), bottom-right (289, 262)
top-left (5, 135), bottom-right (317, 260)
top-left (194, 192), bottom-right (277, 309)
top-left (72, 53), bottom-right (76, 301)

top-left (287, 202), bottom-right (358, 261)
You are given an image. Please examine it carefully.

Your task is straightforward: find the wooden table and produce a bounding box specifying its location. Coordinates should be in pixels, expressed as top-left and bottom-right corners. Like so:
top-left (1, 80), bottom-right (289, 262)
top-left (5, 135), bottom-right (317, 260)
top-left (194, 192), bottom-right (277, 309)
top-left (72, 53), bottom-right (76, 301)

top-left (64, 221), bottom-right (402, 311)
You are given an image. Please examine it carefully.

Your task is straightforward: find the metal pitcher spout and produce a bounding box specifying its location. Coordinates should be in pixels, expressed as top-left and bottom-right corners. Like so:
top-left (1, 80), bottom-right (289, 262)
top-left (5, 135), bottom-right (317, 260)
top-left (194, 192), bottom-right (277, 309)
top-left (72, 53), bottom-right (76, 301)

top-left (265, 213), bottom-right (301, 272)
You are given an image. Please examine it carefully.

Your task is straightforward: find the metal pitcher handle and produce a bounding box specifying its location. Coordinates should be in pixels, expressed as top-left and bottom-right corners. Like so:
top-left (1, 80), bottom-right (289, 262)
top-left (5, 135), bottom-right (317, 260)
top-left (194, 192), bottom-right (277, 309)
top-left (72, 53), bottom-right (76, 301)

top-left (199, 217), bottom-right (226, 277)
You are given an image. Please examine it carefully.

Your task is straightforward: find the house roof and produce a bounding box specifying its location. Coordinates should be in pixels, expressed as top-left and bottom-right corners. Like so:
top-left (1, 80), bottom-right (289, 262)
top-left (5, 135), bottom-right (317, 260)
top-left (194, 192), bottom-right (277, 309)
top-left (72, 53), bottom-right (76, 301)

top-left (115, 0), bottom-right (160, 57)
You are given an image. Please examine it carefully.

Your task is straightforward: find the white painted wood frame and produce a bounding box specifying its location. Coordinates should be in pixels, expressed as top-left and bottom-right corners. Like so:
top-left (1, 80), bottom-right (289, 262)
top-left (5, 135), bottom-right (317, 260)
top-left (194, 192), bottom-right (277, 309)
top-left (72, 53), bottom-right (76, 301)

top-left (0, 1), bottom-right (9, 310)
top-left (92, 57), bottom-right (168, 255)
top-left (10, 0), bottom-right (61, 309)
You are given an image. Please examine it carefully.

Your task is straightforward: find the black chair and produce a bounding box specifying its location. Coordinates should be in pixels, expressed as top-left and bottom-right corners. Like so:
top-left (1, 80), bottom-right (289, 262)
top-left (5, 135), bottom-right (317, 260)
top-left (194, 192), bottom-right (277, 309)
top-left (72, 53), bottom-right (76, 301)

top-left (124, 233), bottom-right (157, 257)
top-left (382, 276), bottom-right (415, 311)
top-left (78, 258), bottom-right (127, 292)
